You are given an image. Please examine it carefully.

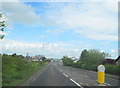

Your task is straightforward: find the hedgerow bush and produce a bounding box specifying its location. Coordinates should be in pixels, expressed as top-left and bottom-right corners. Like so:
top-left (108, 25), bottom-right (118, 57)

top-left (104, 65), bottom-right (119, 75)
top-left (65, 61), bottom-right (119, 76)
top-left (2, 55), bottom-right (47, 86)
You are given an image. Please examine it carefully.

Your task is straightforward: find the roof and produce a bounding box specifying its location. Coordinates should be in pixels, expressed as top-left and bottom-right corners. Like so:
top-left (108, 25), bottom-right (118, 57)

top-left (115, 56), bottom-right (120, 62)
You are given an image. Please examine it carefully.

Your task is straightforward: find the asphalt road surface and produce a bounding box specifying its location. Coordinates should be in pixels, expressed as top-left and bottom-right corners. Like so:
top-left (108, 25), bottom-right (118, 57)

top-left (21, 62), bottom-right (119, 87)
top-left (21, 62), bottom-right (79, 86)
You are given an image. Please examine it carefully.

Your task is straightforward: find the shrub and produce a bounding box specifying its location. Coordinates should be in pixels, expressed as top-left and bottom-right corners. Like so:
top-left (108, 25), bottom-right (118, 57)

top-left (2, 54), bottom-right (47, 86)
top-left (105, 65), bottom-right (118, 75)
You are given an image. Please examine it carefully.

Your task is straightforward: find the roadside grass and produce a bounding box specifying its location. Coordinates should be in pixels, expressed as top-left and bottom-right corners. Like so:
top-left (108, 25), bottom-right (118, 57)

top-left (2, 55), bottom-right (48, 86)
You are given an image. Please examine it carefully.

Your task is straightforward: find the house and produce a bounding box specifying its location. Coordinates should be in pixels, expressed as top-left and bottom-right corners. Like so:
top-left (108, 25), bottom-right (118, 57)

top-left (73, 59), bottom-right (79, 63)
top-left (71, 57), bottom-right (76, 60)
top-left (101, 56), bottom-right (120, 65)
top-left (115, 56), bottom-right (120, 65)
top-left (32, 58), bottom-right (39, 61)
top-left (101, 58), bottom-right (116, 65)
top-left (25, 56), bottom-right (32, 60)
top-left (71, 57), bottom-right (79, 63)
top-left (33, 55), bottom-right (44, 61)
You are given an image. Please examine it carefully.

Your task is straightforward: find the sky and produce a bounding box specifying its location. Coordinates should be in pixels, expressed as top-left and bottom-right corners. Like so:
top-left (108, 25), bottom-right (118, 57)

top-left (0, 0), bottom-right (118, 59)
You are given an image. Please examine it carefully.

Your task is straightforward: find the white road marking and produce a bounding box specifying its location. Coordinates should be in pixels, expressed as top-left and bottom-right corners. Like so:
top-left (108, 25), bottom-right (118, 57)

top-left (63, 73), bottom-right (68, 77)
top-left (104, 82), bottom-right (111, 86)
top-left (98, 84), bottom-right (106, 86)
top-left (70, 79), bottom-right (83, 88)
top-left (84, 75), bottom-right (89, 78)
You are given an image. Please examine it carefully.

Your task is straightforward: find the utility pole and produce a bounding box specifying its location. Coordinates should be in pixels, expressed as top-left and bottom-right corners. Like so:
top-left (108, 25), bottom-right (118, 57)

top-left (41, 43), bottom-right (44, 56)
top-left (26, 52), bottom-right (29, 60)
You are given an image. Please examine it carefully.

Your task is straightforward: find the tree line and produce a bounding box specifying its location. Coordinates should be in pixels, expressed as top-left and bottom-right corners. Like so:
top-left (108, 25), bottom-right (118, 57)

top-left (62, 49), bottom-right (119, 75)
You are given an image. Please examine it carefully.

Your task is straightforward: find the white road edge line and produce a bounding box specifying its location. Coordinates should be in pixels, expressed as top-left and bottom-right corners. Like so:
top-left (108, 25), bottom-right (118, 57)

top-left (70, 79), bottom-right (83, 88)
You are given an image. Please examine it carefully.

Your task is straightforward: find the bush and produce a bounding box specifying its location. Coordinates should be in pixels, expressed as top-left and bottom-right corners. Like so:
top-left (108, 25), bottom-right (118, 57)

top-left (2, 55), bottom-right (47, 86)
top-left (105, 65), bottom-right (119, 75)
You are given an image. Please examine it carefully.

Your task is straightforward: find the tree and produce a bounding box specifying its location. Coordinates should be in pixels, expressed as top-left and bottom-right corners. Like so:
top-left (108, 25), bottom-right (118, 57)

top-left (41, 56), bottom-right (46, 62)
top-left (80, 49), bottom-right (109, 65)
top-left (12, 53), bottom-right (17, 57)
top-left (0, 11), bottom-right (6, 39)
top-left (79, 49), bottom-right (88, 61)
top-left (62, 56), bottom-right (73, 66)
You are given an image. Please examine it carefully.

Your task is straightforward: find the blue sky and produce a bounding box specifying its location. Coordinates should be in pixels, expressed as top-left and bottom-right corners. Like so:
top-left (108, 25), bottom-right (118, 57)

top-left (1, 0), bottom-right (118, 59)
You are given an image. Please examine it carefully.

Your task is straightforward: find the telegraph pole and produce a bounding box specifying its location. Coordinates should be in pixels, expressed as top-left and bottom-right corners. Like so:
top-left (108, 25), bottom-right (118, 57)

top-left (41, 43), bottom-right (44, 56)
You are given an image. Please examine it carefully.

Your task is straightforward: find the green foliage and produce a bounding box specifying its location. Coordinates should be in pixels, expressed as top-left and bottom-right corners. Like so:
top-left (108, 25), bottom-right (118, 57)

top-left (61, 49), bottom-right (119, 76)
top-left (2, 54), bottom-right (47, 86)
top-left (80, 49), bottom-right (109, 65)
top-left (104, 65), bottom-right (120, 75)
top-left (62, 56), bottom-right (73, 66)
top-left (0, 12), bottom-right (6, 39)
top-left (41, 56), bottom-right (47, 62)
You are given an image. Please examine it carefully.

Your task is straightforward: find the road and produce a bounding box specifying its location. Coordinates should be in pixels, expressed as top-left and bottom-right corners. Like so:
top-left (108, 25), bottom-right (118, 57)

top-left (21, 62), bottom-right (119, 87)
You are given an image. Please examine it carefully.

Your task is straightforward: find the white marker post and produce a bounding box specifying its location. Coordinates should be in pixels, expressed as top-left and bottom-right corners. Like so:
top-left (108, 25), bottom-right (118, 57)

top-left (97, 65), bottom-right (105, 84)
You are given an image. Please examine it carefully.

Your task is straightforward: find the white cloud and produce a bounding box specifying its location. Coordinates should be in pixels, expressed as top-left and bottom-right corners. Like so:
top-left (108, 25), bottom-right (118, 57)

top-left (2, 1), bottom-right (41, 29)
top-left (2, 0), bottom-right (118, 2)
top-left (111, 49), bottom-right (115, 53)
top-left (75, 30), bottom-right (118, 41)
top-left (46, 29), bottom-right (64, 35)
top-left (39, 35), bottom-right (47, 38)
top-left (0, 31), bottom-right (8, 35)
top-left (46, 30), bottom-right (52, 33)
top-left (100, 50), bottom-right (104, 53)
top-left (110, 49), bottom-right (118, 58)
top-left (1, 39), bottom-right (82, 58)
top-left (45, 2), bottom-right (117, 41)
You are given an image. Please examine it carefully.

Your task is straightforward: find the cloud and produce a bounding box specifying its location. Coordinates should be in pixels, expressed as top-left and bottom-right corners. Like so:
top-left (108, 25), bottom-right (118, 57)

top-left (75, 29), bottom-right (118, 41)
top-left (38, 35), bottom-right (47, 38)
top-left (1, 39), bottom-right (82, 58)
top-left (2, 1), bottom-right (41, 29)
top-left (0, 31), bottom-right (8, 35)
top-left (111, 49), bottom-right (115, 53)
top-left (110, 49), bottom-right (118, 58)
top-left (2, 0), bottom-right (118, 2)
top-left (44, 2), bottom-right (117, 41)
top-left (1, 38), bottom-right (118, 58)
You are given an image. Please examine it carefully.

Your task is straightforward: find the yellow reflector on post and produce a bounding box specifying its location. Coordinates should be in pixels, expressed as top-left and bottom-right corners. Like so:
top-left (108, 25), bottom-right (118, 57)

top-left (97, 65), bottom-right (105, 84)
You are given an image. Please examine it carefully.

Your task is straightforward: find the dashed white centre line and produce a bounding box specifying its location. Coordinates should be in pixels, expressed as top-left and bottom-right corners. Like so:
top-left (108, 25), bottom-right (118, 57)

top-left (104, 82), bottom-right (111, 86)
top-left (70, 79), bottom-right (83, 88)
top-left (84, 75), bottom-right (89, 78)
top-left (63, 73), bottom-right (68, 77)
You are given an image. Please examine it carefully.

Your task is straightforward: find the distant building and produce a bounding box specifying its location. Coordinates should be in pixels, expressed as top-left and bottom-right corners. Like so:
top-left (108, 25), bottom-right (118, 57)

top-left (71, 57), bottom-right (79, 63)
top-left (25, 53), bottom-right (32, 60)
top-left (71, 57), bottom-right (76, 60)
top-left (73, 59), bottom-right (79, 63)
top-left (115, 56), bottom-right (120, 65)
top-left (101, 56), bottom-right (120, 65)
top-left (101, 59), bottom-right (116, 65)
top-left (32, 55), bottom-right (44, 61)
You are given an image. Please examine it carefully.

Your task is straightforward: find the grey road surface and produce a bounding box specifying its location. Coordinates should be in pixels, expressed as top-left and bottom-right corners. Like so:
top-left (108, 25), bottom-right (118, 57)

top-left (21, 63), bottom-right (78, 86)
top-left (55, 61), bottom-right (119, 87)
top-left (21, 62), bottom-right (119, 87)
